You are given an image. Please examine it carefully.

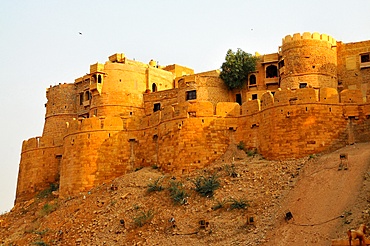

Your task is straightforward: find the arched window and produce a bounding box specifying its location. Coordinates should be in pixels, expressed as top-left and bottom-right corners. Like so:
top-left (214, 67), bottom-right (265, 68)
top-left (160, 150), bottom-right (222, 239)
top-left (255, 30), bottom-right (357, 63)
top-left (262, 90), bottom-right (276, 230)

top-left (266, 65), bottom-right (278, 78)
top-left (98, 74), bottom-right (102, 83)
top-left (249, 74), bottom-right (256, 85)
top-left (152, 83), bottom-right (157, 92)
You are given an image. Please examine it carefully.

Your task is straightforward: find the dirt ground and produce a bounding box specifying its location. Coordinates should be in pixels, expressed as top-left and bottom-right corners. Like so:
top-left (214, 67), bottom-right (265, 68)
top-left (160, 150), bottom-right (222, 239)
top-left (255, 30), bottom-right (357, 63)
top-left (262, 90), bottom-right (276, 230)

top-left (1, 143), bottom-right (369, 245)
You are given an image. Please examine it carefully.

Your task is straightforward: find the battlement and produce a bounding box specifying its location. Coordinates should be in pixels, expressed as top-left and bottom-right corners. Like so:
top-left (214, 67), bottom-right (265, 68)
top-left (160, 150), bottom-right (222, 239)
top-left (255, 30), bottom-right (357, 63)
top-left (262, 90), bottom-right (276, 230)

top-left (144, 88), bottom-right (367, 123)
top-left (282, 32), bottom-right (337, 46)
top-left (21, 135), bottom-right (62, 152)
top-left (46, 82), bottom-right (74, 92)
top-left (65, 116), bottom-right (125, 134)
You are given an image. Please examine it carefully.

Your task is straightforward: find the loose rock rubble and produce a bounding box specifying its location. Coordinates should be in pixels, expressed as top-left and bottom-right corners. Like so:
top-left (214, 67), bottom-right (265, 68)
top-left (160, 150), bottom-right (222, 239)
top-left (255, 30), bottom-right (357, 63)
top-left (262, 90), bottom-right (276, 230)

top-left (1, 143), bottom-right (369, 245)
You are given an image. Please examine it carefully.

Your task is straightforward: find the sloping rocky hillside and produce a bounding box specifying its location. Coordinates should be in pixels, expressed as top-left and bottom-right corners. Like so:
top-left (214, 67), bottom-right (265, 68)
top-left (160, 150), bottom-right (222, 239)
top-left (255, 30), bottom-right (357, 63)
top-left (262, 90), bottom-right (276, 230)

top-left (1, 143), bottom-right (369, 245)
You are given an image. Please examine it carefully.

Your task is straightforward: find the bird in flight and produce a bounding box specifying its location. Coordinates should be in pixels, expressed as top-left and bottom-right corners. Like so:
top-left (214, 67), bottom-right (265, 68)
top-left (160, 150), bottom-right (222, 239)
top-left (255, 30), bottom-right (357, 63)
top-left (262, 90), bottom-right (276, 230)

top-left (79, 32), bottom-right (83, 35)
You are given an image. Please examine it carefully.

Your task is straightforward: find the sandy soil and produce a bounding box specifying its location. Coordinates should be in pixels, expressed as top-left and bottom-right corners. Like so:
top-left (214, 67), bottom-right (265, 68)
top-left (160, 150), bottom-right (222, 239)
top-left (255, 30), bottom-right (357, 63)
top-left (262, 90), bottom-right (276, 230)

top-left (1, 143), bottom-right (369, 245)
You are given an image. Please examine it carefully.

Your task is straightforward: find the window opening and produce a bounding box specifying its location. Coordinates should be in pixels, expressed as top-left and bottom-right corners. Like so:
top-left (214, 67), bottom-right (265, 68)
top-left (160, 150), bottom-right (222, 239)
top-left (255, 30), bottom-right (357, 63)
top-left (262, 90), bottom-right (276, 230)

top-left (266, 65), bottom-right (278, 78)
top-left (79, 93), bottom-right (84, 105)
top-left (249, 74), bottom-right (256, 85)
top-left (153, 103), bottom-right (161, 112)
top-left (299, 83), bottom-right (307, 88)
top-left (152, 83), bottom-right (157, 92)
top-left (186, 90), bottom-right (197, 100)
top-left (236, 94), bottom-right (242, 105)
top-left (252, 94), bottom-right (258, 100)
top-left (361, 54), bottom-right (370, 63)
top-left (98, 74), bottom-right (102, 83)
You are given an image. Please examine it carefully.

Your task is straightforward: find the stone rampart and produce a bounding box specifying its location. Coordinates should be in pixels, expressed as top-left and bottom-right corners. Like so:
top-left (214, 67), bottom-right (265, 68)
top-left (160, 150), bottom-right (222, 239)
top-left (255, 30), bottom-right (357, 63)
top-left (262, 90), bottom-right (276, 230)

top-left (16, 136), bottom-right (62, 203)
top-left (16, 87), bottom-right (370, 200)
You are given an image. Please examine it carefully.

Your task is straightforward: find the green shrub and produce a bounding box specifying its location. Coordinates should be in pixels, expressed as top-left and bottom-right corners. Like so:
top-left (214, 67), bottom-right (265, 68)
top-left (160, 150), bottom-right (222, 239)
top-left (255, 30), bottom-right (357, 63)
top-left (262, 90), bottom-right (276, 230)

top-left (133, 209), bottom-right (154, 227)
top-left (212, 199), bottom-right (227, 210)
top-left (224, 164), bottom-right (238, 178)
top-left (37, 183), bottom-right (58, 199)
top-left (229, 198), bottom-right (249, 210)
top-left (246, 148), bottom-right (257, 157)
top-left (40, 203), bottom-right (57, 216)
top-left (147, 178), bottom-right (164, 192)
top-left (237, 141), bottom-right (245, 150)
top-left (168, 181), bottom-right (188, 205)
top-left (193, 174), bottom-right (220, 198)
top-left (308, 154), bottom-right (316, 159)
top-left (33, 241), bottom-right (49, 246)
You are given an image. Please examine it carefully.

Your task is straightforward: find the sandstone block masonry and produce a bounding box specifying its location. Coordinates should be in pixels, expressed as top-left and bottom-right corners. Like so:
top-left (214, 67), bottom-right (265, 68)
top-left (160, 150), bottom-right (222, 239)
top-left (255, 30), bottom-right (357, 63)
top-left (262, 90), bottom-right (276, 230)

top-left (15, 32), bottom-right (370, 203)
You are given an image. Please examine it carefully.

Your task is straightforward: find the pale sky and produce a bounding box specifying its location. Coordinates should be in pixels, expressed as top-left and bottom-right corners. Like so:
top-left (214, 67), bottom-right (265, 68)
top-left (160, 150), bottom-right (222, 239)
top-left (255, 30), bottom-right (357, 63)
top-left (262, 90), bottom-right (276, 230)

top-left (1, 0), bottom-right (370, 213)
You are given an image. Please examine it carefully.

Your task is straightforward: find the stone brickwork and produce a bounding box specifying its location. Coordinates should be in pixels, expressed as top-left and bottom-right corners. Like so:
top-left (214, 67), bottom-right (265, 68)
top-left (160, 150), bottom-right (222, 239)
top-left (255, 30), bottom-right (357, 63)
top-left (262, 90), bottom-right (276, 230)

top-left (280, 32), bottom-right (338, 90)
top-left (15, 32), bottom-right (370, 203)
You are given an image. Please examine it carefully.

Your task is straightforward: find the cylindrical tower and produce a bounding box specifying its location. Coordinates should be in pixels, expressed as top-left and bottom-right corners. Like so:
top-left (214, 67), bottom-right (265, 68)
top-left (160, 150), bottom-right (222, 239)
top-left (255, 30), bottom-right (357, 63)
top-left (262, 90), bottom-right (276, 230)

top-left (280, 32), bottom-right (337, 89)
top-left (43, 83), bottom-right (77, 143)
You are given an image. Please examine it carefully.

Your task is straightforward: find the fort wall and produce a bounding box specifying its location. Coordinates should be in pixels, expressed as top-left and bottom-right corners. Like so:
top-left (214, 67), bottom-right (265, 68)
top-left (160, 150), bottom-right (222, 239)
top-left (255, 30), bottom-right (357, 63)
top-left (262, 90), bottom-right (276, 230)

top-left (17, 86), bottom-right (370, 200)
top-left (15, 33), bottom-right (370, 202)
top-left (336, 40), bottom-right (370, 98)
top-left (15, 136), bottom-right (62, 203)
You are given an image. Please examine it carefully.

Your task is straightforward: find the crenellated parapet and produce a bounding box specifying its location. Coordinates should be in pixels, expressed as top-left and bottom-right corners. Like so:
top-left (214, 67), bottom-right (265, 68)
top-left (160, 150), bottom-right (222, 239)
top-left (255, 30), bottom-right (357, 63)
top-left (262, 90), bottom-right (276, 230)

top-left (21, 136), bottom-right (60, 153)
top-left (282, 32), bottom-right (337, 46)
top-left (65, 116), bottom-right (125, 135)
top-left (280, 32), bottom-right (338, 90)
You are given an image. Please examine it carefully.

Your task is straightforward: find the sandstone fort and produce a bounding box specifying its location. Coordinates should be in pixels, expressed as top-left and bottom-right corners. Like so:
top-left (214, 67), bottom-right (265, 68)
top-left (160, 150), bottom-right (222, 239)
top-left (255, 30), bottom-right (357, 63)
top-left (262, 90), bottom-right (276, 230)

top-left (16, 32), bottom-right (370, 204)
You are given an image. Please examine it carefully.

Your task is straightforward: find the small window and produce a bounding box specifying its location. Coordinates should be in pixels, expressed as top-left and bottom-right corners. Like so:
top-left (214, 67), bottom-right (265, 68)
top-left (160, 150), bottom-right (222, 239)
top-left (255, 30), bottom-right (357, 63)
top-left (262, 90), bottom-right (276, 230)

top-left (299, 83), bottom-right (307, 88)
top-left (186, 90), bottom-right (197, 100)
top-left (249, 74), bottom-right (256, 85)
top-left (98, 74), bottom-right (102, 83)
top-left (252, 94), bottom-right (258, 100)
top-left (266, 65), bottom-right (278, 78)
top-left (153, 103), bottom-right (161, 112)
top-left (79, 93), bottom-right (84, 105)
top-left (361, 54), bottom-right (370, 63)
top-left (236, 94), bottom-right (242, 105)
top-left (152, 83), bottom-right (157, 92)
top-left (84, 91), bottom-right (91, 101)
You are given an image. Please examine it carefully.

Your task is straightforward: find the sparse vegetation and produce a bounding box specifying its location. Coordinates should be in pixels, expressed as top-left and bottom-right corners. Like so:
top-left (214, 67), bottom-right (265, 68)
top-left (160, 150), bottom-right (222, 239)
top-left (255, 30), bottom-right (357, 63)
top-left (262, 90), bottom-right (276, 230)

top-left (193, 174), bottom-right (220, 198)
top-left (133, 209), bottom-right (154, 227)
top-left (32, 241), bottom-right (49, 246)
top-left (229, 198), bottom-right (249, 210)
top-left (134, 167), bottom-right (143, 172)
top-left (36, 183), bottom-right (58, 199)
top-left (147, 177), bottom-right (164, 192)
top-left (40, 203), bottom-right (57, 216)
top-left (224, 164), bottom-right (238, 178)
top-left (168, 181), bottom-right (188, 205)
top-left (237, 141), bottom-right (245, 150)
top-left (246, 148), bottom-right (257, 157)
top-left (212, 199), bottom-right (227, 210)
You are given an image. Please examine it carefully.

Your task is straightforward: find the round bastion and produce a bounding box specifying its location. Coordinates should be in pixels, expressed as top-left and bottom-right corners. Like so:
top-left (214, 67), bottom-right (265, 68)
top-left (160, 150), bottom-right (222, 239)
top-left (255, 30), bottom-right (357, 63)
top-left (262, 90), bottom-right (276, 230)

top-left (280, 32), bottom-right (338, 90)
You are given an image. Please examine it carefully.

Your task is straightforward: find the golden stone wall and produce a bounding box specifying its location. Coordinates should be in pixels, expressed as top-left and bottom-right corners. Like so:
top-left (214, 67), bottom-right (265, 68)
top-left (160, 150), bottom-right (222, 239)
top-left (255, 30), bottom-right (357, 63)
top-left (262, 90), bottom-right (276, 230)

top-left (280, 32), bottom-right (338, 89)
top-left (15, 33), bottom-right (370, 203)
top-left (336, 40), bottom-right (370, 99)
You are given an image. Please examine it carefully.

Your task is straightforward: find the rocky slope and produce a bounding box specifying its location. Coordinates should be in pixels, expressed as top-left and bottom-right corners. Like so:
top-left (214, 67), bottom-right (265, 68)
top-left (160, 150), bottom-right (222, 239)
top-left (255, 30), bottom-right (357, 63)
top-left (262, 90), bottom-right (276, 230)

top-left (1, 143), bottom-right (369, 245)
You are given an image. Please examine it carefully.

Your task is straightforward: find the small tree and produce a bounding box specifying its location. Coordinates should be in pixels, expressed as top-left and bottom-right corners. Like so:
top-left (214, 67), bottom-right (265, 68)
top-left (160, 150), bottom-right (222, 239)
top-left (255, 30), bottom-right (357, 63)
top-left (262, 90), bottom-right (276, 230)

top-left (220, 48), bottom-right (258, 90)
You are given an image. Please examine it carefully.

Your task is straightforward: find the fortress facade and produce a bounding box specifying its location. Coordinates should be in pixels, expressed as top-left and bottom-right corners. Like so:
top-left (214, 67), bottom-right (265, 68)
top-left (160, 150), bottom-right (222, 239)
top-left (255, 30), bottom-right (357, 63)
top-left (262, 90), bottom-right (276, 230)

top-left (15, 32), bottom-right (370, 203)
